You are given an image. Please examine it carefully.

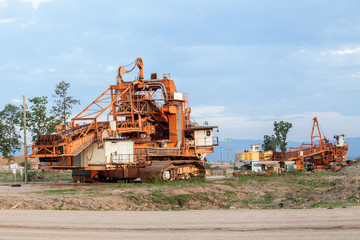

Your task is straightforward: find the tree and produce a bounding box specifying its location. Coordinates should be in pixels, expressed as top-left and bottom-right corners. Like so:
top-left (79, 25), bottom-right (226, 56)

top-left (273, 120), bottom-right (292, 153)
top-left (26, 96), bottom-right (60, 142)
top-left (0, 104), bottom-right (22, 163)
top-left (51, 81), bottom-right (80, 126)
top-left (262, 134), bottom-right (278, 151)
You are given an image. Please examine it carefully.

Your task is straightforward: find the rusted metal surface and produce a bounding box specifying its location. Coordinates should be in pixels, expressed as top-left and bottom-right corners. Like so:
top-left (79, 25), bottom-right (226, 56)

top-left (272, 117), bottom-right (348, 171)
top-left (140, 160), bottom-right (205, 181)
top-left (28, 58), bottom-right (217, 182)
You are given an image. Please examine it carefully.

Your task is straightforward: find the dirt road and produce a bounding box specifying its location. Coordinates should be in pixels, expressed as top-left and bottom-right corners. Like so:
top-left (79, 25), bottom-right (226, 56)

top-left (1, 207), bottom-right (359, 240)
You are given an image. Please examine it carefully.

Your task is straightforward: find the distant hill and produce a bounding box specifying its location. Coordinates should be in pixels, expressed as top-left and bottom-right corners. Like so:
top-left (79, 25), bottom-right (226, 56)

top-left (347, 137), bottom-right (360, 159)
top-left (206, 137), bottom-right (360, 162)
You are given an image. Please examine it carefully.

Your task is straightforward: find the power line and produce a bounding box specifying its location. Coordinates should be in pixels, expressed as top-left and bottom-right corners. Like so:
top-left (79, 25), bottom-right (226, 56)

top-left (224, 137), bottom-right (232, 163)
top-left (219, 147), bottom-right (223, 163)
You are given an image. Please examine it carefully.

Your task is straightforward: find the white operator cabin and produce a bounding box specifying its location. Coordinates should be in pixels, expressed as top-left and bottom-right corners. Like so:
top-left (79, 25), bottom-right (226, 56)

top-left (194, 128), bottom-right (214, 146)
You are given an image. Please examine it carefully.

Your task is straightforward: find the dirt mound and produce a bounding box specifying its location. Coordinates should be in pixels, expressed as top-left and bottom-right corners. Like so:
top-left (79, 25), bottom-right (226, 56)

top-left (1, 172), bottom-right (359, 211)
top-left (339, 160), bottom-right (360, 175)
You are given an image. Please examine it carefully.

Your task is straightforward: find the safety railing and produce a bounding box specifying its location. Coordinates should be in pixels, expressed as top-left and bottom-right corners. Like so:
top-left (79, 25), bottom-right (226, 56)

top-left (135, 147), bottom-right (181, 156)
top-left (192, 136), bottom-right (218, 147)
top-left (110, 153), bottom-right (134, 164)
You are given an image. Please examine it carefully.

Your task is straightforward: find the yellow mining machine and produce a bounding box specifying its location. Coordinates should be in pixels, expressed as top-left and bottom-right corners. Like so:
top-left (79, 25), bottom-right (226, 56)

top-left (29, 58), bottom-right (218, 182)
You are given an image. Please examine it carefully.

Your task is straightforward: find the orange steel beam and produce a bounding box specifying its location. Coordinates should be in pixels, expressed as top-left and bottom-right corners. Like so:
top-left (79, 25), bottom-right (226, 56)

top-left (129, 86), bottom-right (135, 125)
top-left (69, 86), bottom-right (131, 135)
top-left (311, 117), bottom-right (323, 147)
top-left (137, 57), bottom-right (144, 80)
top-left (117, 57), bottom-right (143, 82)
top-left (69, 88), bottom-right (112, 128)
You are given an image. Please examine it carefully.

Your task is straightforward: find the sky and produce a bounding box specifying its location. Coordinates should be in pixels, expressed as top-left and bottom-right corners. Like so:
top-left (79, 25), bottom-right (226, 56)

top-left (1, 0), bottom-right (360, 143)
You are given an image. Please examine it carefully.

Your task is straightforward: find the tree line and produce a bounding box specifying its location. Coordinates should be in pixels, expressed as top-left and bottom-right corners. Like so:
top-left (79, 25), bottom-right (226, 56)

top-left (0, 81), bottom-right (80, 163)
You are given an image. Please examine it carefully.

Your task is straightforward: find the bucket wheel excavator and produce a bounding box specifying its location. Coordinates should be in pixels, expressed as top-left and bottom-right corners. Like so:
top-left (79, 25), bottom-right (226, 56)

top-left (29, 58), bottom-right (218, 182)
top-left (273, 117), bottom-right (348, 171)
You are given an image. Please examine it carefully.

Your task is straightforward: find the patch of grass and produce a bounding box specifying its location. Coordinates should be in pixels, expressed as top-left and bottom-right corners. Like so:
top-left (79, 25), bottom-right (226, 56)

top-left (225, 190), bottom-right (236, 197)
top-left (285, 195), bottom-right (303, 204)
top-left (348, 193), bottom-right (360, 201)
top-left (297, 179), bottom-right (317, 187)
top-left (146, 190), bottom-right (173, 204)
top-left (54, 203), bottom-right (64, 210)
top-left (0, 170), bottom-right (72, 183)
top-left (173, 194), bottom-right (195, 207)
top-left (0, 172), bottom-right (22, 182)
top-left (260, 196), bottom-right (273, 204)
top-left (127, 195), bottom-right (140, 201)
top-left (125, 191), bottom-right (140, 202)
top-left (225, 203), bottom-right (231, 209)
top-left (319, 180), bottom-right (338, 188)
top-left (104, 177), bottom-right (211, 190)
top-left (144, 177), bottom-right (211, 188)
top-left (219, 179), bottom-right (238, 187)
top-left (145, 190), bottom-right (209, 207)
top-left (35, 188), bottom-right (79, 195)
top-left (308, 201), bottom-right (350, 209)
top-left (240, 199), bottom-right (252, 207)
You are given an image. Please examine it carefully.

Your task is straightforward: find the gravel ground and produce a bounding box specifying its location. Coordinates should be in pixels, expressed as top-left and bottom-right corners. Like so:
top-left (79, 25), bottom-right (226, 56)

top-left (0, 207), bottom-right (359, 240)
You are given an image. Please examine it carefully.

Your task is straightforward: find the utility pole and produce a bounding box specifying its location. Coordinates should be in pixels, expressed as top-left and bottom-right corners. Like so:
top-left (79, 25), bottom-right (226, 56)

top-left (219, 147), bottom-right (223, 163)
top-left (23, 95), bottom-right (28, 184)
top-left (225, 137), bottom-right (232, 163)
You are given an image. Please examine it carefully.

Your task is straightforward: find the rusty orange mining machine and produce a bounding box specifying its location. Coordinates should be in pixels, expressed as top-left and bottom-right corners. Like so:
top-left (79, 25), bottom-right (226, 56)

top-left (29, 58), bottom-right (218, 182)
top-left (273, 117), bottom-right (348, 171)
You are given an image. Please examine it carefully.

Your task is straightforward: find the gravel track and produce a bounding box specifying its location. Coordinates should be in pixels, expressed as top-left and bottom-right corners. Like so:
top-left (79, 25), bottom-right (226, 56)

top-left (1, 207), bottom-right (359, 240)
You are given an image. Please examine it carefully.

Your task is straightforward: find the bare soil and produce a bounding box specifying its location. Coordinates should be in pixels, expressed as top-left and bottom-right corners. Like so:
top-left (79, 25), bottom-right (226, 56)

top-left (1, 207), bottom-right (359, 240)
top-left (0, 170), bottom-right (359, 211)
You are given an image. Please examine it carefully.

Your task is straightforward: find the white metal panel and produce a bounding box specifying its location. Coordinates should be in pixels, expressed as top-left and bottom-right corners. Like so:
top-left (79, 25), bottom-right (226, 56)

top-left (104, 140), bottom-right (134, 163)
top-left (251, 160), bottom-right (262, 172)
top-left (205, 129), bottom-right (213, 145)
top-left (195, 130), bottom-right (205, 146)
top-left (173, 92), bottom-right (183, 100)
top-left (82, 142), bottom-right (106, 165)
top-left (194, 129), bottom-right (213, 146)
top-left (334, 134), bottom-right (345, 146)
top-left (110, 121), bottom-right (116, 131)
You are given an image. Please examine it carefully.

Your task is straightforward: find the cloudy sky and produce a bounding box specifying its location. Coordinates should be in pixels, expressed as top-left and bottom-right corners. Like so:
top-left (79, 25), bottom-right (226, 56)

top-left (1, 0), bottom-right (360, 142)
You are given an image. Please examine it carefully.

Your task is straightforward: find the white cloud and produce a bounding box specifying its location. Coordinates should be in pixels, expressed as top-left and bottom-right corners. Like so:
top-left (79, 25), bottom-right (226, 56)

top-left (322, 47), bottom-right (360, 56)
top-left (0, 18), bottom-right (15, 24)
top-left (351, 72), bottom-right (360, 78)
top-left (75, 47), bottom-right (83, 54)
top-left (105, 65), bottom-right (116, 72)
top-left (191, 105), bottom-right (360, 141)
top-left (21, 18), bottom-right (36, 27)
top-left (23, 0), bottom-right (53, 10)
top-left (31, 68), bottom-right (56, 73)
top-left (98, 64), bottom-right (117, 72)
top-left (32, 68), bottom-right (43, 74)
top-left (191, 106), bottom-right (227, 118)
top-left (259, 115), bottom-right (277, 120)
top-left (11, 98), bottom-right (21, 103)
